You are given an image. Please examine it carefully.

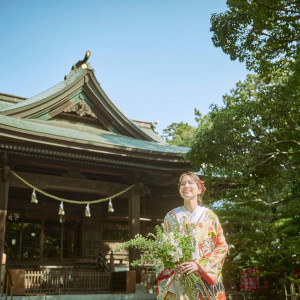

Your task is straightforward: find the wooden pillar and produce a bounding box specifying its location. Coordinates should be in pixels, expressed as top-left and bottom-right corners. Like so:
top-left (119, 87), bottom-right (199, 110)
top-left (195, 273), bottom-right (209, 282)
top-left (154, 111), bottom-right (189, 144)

top-left (141, 221), bottom-right (147, 237)
top-left (60, 222), bottom-right (64, 261)
top-left (18, 217), bottom-right (23, 259)
top-left (128, 185), bottom-right (141, 268)
top-left (80, 212), bottom-right (84, 257)
top-left (40, 217), bottom-right (45, 260)
top-left (0, 153), bottom-right (9, 265)
top-left (128, 183), bottom-right (150, 282)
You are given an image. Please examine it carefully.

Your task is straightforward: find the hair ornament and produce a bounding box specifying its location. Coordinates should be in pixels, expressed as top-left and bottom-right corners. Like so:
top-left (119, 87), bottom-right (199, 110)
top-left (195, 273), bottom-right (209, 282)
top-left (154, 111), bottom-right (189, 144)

top-left (199, 179), bottom-right (206, 192)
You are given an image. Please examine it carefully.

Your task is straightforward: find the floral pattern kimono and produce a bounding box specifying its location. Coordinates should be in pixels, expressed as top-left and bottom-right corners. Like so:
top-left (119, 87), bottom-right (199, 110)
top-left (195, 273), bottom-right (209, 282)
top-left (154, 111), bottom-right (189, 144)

top-left (156, 206), bottom-right (228, 300)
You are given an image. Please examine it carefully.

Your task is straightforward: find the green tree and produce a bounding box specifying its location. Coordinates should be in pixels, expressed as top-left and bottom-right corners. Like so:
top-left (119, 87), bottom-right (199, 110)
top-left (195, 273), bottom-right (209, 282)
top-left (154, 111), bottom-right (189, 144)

top-left (210, 0), bottom-right (300, 76)
top-left (188, 69), bottom-right (300, 291)
top-left (163, 122), bottom-right (196, 147)
top-left (162, 110), bottom-right (211, 147)
top-left (162, 122), bottom-right (196, 147)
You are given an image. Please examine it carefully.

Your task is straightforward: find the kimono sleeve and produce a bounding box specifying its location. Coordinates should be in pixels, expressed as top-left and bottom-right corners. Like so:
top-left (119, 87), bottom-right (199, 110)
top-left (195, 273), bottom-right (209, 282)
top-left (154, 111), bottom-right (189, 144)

top-left (195, 214), bottom-right (228, 285)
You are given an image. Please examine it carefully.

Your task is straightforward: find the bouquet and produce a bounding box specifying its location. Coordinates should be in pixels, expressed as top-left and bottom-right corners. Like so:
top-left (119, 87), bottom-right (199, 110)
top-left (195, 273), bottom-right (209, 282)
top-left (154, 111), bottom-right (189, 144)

top-left (114, 216), bottom-right (199, 288)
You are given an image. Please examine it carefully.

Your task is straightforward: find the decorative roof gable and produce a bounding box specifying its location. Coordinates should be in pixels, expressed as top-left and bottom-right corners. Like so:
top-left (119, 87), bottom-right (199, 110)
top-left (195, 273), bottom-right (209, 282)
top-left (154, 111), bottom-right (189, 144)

top-left (0, 52), bottom-right (156, 141)
top-left (63, 100), bottom-right (97, 118)
top-left (0, 52), bottom-right (190, 172)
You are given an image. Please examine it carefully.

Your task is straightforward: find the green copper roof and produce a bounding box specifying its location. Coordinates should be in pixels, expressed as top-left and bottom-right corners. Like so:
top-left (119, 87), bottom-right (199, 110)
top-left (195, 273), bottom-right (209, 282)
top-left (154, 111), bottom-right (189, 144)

top-left (0, 69), bottom-right (85, 112)
top-left (138, 126), bottom-right (166, 144)
top-left (0, 102), bottom-right (14, 110)
top-left (0, 64), bottom-right (185, 149)
top-left (0, 114), bottom-right (188, 154)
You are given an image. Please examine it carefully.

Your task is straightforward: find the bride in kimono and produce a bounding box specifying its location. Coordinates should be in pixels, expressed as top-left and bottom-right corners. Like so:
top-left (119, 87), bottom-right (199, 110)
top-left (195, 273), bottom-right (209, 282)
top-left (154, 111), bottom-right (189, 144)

top-left (156, 172), bottom-right (228, 300)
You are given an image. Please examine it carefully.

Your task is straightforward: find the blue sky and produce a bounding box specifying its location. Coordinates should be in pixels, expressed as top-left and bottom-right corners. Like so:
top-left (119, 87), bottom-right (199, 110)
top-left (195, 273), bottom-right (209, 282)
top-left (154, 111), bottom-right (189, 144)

top-left (0, 0), bottom-right (249, 135)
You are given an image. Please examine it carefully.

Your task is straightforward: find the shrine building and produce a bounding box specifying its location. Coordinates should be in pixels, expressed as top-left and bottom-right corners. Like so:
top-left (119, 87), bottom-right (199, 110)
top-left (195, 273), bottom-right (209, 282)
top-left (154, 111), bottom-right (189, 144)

top-left (0, 52), bottom-right (190, 270)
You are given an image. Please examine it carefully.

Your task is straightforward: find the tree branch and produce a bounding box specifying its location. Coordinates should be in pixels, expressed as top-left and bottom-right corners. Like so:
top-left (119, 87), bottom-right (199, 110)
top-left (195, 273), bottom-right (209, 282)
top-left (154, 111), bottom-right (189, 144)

top-left (251, 29), bottom-right (300, 42)
top-left (250, 148), bottom-right (300, 159)
top-left (289, 113), bottom-right (300, 130)
top-left (254, 1), bottom-right (300, 15)
top-left (252, 153), bottom-right (277, 168)
top-left (271, 139), bottom-right (300, 146)
top-left (236, 195), bottom-right (299, 206)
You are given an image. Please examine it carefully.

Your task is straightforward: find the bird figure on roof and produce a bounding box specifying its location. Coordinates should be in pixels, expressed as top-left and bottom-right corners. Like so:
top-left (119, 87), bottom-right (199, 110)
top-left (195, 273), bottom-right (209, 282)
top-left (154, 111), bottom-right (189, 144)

top-left (72, 50), bottom-right (91, 70)
top-left (64, 50), bottom-right (92, 80)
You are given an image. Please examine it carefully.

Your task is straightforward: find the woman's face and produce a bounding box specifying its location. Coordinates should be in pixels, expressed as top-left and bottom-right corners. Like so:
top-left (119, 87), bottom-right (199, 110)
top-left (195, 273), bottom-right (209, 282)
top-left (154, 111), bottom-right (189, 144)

top-left (179, 175), bottom-right (202, 201)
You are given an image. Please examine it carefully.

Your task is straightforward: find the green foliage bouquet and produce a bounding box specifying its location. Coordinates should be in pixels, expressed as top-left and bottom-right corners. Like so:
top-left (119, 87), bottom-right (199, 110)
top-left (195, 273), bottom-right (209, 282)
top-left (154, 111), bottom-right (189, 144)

top-left (114, 216), bottom-right (199, 287)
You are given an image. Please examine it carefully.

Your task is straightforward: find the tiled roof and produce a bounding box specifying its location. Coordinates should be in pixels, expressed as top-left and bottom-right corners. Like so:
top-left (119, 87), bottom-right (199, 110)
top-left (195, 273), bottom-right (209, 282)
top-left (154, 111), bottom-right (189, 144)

top-left (0, 114), bottom-right (188, 154)
top-left (0, 69), bottom-right (85, 112)
top-left (0, 102), bottom-right (14, 110)
top-left (0, 65), bottom-right (188, 158)
top-left (137, 126), bottom-right (167, 144)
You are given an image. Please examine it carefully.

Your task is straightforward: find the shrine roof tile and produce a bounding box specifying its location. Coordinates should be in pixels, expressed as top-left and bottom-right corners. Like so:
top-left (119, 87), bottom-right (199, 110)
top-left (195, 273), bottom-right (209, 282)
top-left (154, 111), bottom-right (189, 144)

top-left (0, 102), bottom-right (14, 110)
top-left (0, 69), bottom-right (85, 112)
top-left (0, 114), bottom-right (188, 154)
top-left (137, 126), bottom-right (167, 144)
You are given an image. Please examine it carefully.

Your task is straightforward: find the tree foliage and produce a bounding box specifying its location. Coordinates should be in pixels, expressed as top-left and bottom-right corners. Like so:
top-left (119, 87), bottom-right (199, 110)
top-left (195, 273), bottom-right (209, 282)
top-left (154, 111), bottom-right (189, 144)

top-left (189, 69), bottom-right (299, 205)
top-left (187, 68), bottom-right (300, 289)
top-left (162, 121), bottom-right (196, 147)
top-left (210, 0), bottom-right (300, 75)
top-left (162, 110), bottom-right (212, 147)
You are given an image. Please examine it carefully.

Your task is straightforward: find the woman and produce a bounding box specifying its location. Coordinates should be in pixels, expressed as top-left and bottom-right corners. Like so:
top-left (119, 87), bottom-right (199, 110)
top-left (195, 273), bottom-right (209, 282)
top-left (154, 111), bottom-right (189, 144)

top-left (156, 172), bottom-right (228, 300)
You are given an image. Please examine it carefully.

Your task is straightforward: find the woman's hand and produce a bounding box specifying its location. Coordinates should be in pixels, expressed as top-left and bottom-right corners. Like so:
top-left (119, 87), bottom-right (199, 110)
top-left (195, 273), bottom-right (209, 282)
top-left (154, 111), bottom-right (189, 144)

top-left (175, 262), bottom-right (198, 274)
top-left (174, 265), bottom-right (183, 274)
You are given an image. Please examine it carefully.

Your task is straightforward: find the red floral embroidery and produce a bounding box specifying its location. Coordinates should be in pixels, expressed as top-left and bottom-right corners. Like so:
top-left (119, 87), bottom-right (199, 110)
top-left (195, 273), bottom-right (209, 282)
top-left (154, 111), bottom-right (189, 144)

top-left (168, 209), bottom-right (175, 215)
top-left (201, 238), bottom-right (215, 256)
top-left (198, 222), bottom-right (203, 228)
top-left (213, 236), bottom-right (218, 243)
top-left (216, 291), bottom-right (226, 300)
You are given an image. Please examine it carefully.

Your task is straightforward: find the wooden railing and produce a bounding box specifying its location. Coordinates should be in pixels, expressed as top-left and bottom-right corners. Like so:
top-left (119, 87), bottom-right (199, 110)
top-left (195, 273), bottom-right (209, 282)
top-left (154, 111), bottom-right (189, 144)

top-left (283, 283), bottom-right (300, 300)
top-left (25, 269), bottom-right (110, 294)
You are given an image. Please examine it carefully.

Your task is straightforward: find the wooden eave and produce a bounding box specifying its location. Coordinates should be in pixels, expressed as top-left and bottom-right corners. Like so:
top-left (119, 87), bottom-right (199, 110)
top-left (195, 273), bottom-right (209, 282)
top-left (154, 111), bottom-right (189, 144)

top-left (0, 92), bottom-right (26, 103)
top-left (0, 126), bottom-right (190, 172)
